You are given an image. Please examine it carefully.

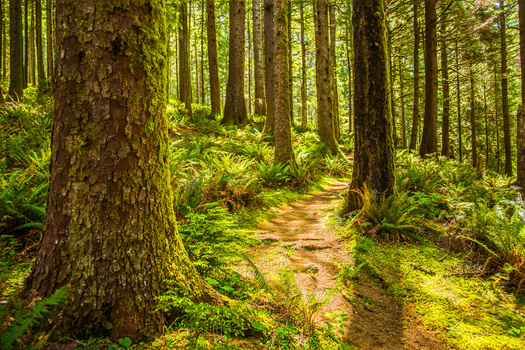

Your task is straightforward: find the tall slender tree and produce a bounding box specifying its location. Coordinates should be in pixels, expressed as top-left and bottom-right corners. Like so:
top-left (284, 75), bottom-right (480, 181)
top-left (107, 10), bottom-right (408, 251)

top-left (24, 0), bottom-right (220, 340)
top-left (223, 0), bottom-right (248, 125)
top-left (46, 0), bottom-right (54, 92)
top-left (518, 0), bottom-right (525, 187)
top-left (253, 0), bottom-right (266, 116)
top-left (300, 2), bottom-right (308, 127)
top-left (35, 0), bottom-right (45, 90)
top-left (470, 67), bottom-right (477, 168)
top-left (263, 0), bottom-right (275, 133)
top-left (9, 0), bottom-right (24, 97)
top-left (500, 0), bottom-right (512, 176)
top-left (207, 0), bottom-right (221, 115)
top-left (409, 0), bottom-right (420, 150)
top-left (341, 0), bottom-right (394, 213)
top-left (329, 3), bottom-right (339, 140)
top-left (179, 0), bottom-right (193, 119)
top-left (441, 19), bottom-right (450, 157)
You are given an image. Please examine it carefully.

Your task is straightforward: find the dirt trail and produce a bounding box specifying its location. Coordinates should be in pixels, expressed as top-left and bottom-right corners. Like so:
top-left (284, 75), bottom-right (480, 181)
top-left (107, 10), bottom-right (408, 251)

top-left (243, 181), bottom-right (444, 350)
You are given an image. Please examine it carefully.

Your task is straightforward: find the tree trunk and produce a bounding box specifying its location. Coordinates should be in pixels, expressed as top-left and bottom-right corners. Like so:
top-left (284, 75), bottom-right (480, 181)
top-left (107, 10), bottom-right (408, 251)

top-left (400, 65), bottom-right (406, 148)
top-left (30, 0), bottom-right (36, 85)
top-left (456, 38), bottom-right (462, 162)
top-left (300, 2), bottom-right (307, 127)
top-left (440, 21), bottom-right (450, 157)
top-left (518, 0), bottom-right (525, 186)
top-left (193, 6), bottom-right (200, 104)
top-left (247, 20), bottom-right (252, 114)
top-left (9, 0), bottom-right (24, 97)
top-left (207, 0), bottom-right (221, 116)
top-left (223, 0), bottom-right (247, 125)
top-left (0, 0), bottom-right (3, 82)
top-left (329, 3), bottom-right (339, 140)
top-left (179, 0), bottom-right (193, 118)
top-left (484, 85), bottom-right (489, 169)
top-left (420, 0), bottom-right (438, 157)
top-left (201, 0), bottom-right (205, 104)
top-left (341, 0), bottom-right (394, 214)
top-left (24, 0), bottom-right (220, 341)
top-left (263, 0), bottom-right (275, 134)
top-left (35, 0), bottom-right (45, 90)
top-left (495, 65), bottom-right (501, 172)
top-left (388, 20), bottom-right (396, 147)
top-left (500, 0), bottom-right (512, 176)
top-left (253, 0), bottom-right (266, 116)
top-left (288, 0), bottom-right (293, 125)
top-left (345, 11), bottom-right (353, 134)
top-left (274, 0), bottom-right (294, 164)
top-left (470, 67), bottom-right (477, 168)
top-left (23, 0), bottom-right (28, 88)
top-left (314, 0), bottom-right (339, 155)
top-left (409, 0), bottom-right (420, 151)
top-left (46, 0), bottom-right (54, 92)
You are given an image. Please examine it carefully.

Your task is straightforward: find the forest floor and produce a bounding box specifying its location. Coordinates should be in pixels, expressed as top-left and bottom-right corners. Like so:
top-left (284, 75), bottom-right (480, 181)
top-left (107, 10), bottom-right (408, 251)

top-left (240, 180), bottom-right (445, 349)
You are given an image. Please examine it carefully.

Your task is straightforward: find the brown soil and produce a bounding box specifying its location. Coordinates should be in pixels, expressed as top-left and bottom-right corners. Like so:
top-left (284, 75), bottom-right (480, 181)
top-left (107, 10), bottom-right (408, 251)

top-left (243, 181), bottom-right (445, 350)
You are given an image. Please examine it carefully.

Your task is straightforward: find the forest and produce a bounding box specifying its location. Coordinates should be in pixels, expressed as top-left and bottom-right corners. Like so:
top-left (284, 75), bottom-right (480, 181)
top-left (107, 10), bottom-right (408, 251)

top-left (2, 0), bottom-right (525, 349)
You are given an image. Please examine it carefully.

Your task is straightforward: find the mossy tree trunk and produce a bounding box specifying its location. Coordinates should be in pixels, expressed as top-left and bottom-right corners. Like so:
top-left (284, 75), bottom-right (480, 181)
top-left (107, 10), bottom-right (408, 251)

top-left (179, 0), bottom-right (193, 119)
top-left (253, 0), bottom-right (266, 116)
top-left (500, 0), bottom-right (512, 176)
top-left (420, 0), bottom-right (438, 157)
top-left (263, 0), bottom-right (275, 134)
top-left (341, 0), bottom-right (394, 214)
top-left (9, 0), bottom-right (23, 97)
top-left (274, 0), bottom-right (294, 165)
top-left (207, 0), bottom-right (221, 116)
top-left (313, 0), bottom-right (339, 155)
top-left (223, 0), bottom-right (247, 125)
top-left (24, 0), bottom-right (220, 341)
top-left (409, 0), bottom-right (419, 151)
top-left (518, 0), bottom-right (525, 187)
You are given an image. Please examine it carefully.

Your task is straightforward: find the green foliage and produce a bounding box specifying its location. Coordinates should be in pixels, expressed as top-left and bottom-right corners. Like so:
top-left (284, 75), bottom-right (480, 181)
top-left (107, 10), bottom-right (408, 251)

top-left (0, 287), bottom-right (68, 350)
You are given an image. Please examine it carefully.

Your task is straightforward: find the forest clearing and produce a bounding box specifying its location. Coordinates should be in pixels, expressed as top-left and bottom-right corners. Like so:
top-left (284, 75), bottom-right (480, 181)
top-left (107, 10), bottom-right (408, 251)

top-left (2, 0), bottom-right (525, 349)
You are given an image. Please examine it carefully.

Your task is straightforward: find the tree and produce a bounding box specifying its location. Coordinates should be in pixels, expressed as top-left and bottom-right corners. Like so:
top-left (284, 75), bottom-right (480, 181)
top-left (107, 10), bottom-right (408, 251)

top-left (341, 0), bottom-right (395, 214)
top-left (223, 0), bottom-right (248, 125)
top-left (313, 0), bottom-right (339, 155)
top-left (263, 0), bottom-right (275, 134)
top-left (35, 0), bottom-right (46, 90)
top-left (329, 2), bottom-right (340, 140)
top-left (253, 0), bottom-right (266, 116)
top-left (300, 1), bottom-right (308, 127)
top-left (420, 0), bottom-right (438, 156)
top-left (9, 0), bottom-right (24, 97)
top-left (500, 0), bottom-right (512, 176)
top-left (409, 0), bottom-right (420, 151)
top-left (518, 0), bottom-right (525, 187)
top-left (441, 15), bottom-right (450, 157)
top-left (207, 0), bottom-right (221, 115)
top-left (179, 0), bottom-right (193, 119)
top-left (24, 0), bottom-right (219, 340)
top-left (46, 0), bottom-right (54, 92)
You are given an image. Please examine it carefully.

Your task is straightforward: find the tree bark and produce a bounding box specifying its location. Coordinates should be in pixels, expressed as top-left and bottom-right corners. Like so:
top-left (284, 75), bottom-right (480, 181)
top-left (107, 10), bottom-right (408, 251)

top-left (409, 0), bottom-right (419, 151)
top-left (341, 0), bottom-right (394, 214)
top-left (200, 0), bottom-right (205, 104)
top-left (329, 3), bottom-right (339, 140)
top-left (223, 0), bottom-right (247, 125)
top-left (24, 0), bottom-right (220, 341)
top-left (470, 67), bottom-right (477, 168)
top-left (456, 38), bottom-right (462, 162)
top-left (518, 0), bottom-right (525, 186)
top-left (35, 0), bottom-right (46, 90)
top-left (400, 65), bottom-right (406, 148)
top-left (263, 0), bottom-right (275, 134)
top-left (288, 0), bottom-right (293, 125)
top-left (24, 0), bottom-right (28, 88)
top-left (495, 65), bottom-right (501, 172)
top-left (345, 10), bottom-right (353, 134)
top-left (46, 0), bottom-right (54, 92)
top-left (179, 0), bottom-right (193, 119)
top-left (207, 0), bottom-right (221, 115)
top-left (314, 0), bottom-right (339, 155)
top-left (500, 0), bottom-right (512, 176)
top-left (300, 2), bottom-right (307, 127)
top-left (440, 21), bottom-right (450, 157)
top-left (420, 0), bottom-right (438, 157)
top-left (274, 0), bottom-right (294, 164)
top-left (253, 0), bottom-right (266, 116)
top-left (9, 0), bottom-right (24, 97)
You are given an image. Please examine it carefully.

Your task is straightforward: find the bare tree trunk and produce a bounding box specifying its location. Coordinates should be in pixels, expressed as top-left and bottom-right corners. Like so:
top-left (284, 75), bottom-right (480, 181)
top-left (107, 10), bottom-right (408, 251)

top-left (223, 0), bottom-right (247, 125)
top-left (201, 0), bottom-right (205, 104)
top-left (470, 67), bottom-right (477, 168)
top-left (253, 0), bottom-right (266, 116)
top-left (288, 0), bottom-right (293, 125)
top-left (400, 65), bottom-right (406, 148)
top-left (300, 2), bottom-right (307, 127)
top-left (329, 3), bottom-right (339, 140)
top-left (409, 0), bottom-right (420, 151)
top-left (420, 0), bottom-right (438, 156)
top-left (193, 5), bottom-right (200, 104)
top-left (518, 0), bottom-right (525, 186)
top-left (23, 0), bottom-right (28, 88)
top-left (46, 0), bottom-right (54, 93)
top-left (263, 0), bottom-right (275, 134)
top-left (9, 0), bottom-right (24, 97)
top-left (441, 21), bottom-right (450, 157)
top-left (345, 10), bottom-right (353, 134)
top-left (179, 0), bottom-right (193, 118)
top-left (30, 0), bottom-right (36, 85)
top-left (207, 0), bottom-right (221, 115)
top-left (500, 0), bottom-right (512, 176)
top-left (342, 0), bottom-right (394, 214)
top-left (456, 38), bottom-right (462, 162)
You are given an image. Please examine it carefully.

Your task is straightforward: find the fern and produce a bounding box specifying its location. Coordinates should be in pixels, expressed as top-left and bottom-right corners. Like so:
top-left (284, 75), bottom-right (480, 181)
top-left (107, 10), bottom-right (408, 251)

top-left (238, 253), bottom-right (271, 292)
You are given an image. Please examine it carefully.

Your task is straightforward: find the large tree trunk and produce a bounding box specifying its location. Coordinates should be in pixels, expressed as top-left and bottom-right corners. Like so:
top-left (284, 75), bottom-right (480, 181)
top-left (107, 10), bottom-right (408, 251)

top-left (223, 0), bottom-right (247, 125)
top-left (207, 0), bottom-right (221, 115)
top-left (35, 0), bottom-right (45, 90)
top-left (263, 0), bottom-right (275, 134)
top-left (314, 0), bottom-right (339, 155)
top-left (46, 0), bottom-right (54, 92)
top-left (440, 21), bottom-right (450, 157)
top-left (9, 0), bottom-right (24, 97)
top-left (341, 0), bottom-right (394, 214)
top-left (420, 0), bottom-right (438, 156)
top-left (24, 0), bottom-right (220, 341)
top-left (409, 0), bottom-right (420, 151)
top-left (179, 0), bottom-right (193, 119)
top-left (253, 0), bottom-right (266, 116)
top-left (500, 0), bottom-right (512, 176)
top-left (518, 0), bottom-right (525, 187)
top-left (274, 0), bottom-right (294, 164)
top-left (300, 2), bottom-right (307, 128)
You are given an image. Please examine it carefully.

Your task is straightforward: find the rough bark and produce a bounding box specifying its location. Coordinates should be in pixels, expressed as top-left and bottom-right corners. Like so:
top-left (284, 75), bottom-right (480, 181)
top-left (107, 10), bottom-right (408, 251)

top-left (253, 0), bottom-right (266, 116)
top-left (30, 2), bottom-right (36, 85)
top-left (518, 0), bottom-right (525, 186)
top-left (24, 0), bottom-right (28, 88)
top-left (456, 39), bottom-right (462, 162)
top-left (223, 0), bottom-right (247, 125)
top-left (470, 68), bottom-right (477, 168)
top-left (9, 0), bottom-right (24, 97)
top-left (200, 0), bottom-right (205, 104)
top-left (495, 65), bottom-right (501, 172)
top-left (300, 2), bottom-right (307, 127)
top-left (341, 0), bottom-right (394, 214)
top-left (24, 0), bottom-right (220, 341)
top-left (288, 0), bottom-right (293, 124)
top-left (35, 0), bottom-right (46, 89)
top-left (440, 21), bottom-right (450, 157)
top-left (274, 0), bottom-right (294, 164)
top-left (0, 0), bottom-right (3, 81)
top-left (345, 13), bottom-right (353, 134)
top-left (329, 3), bottom-right (339, 140)
top-left (46, 0), bottom-right (54, 92)
top-left (500, 0), bottom-right (512, 176)
top-left (207, 0), bottom-right (221, 115)
top-left (314, 0), bottom-right (339, 155)
top-left (263, 0), bottom-right (275, 134)
top-left (179, 0), bottom-right (193, 119)
top-left (409, 0), bottom-right (419, 151)
top-left (420, 0), bottom-right (438, 157)
top-left (400, 66), bottom-right (406, 148)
